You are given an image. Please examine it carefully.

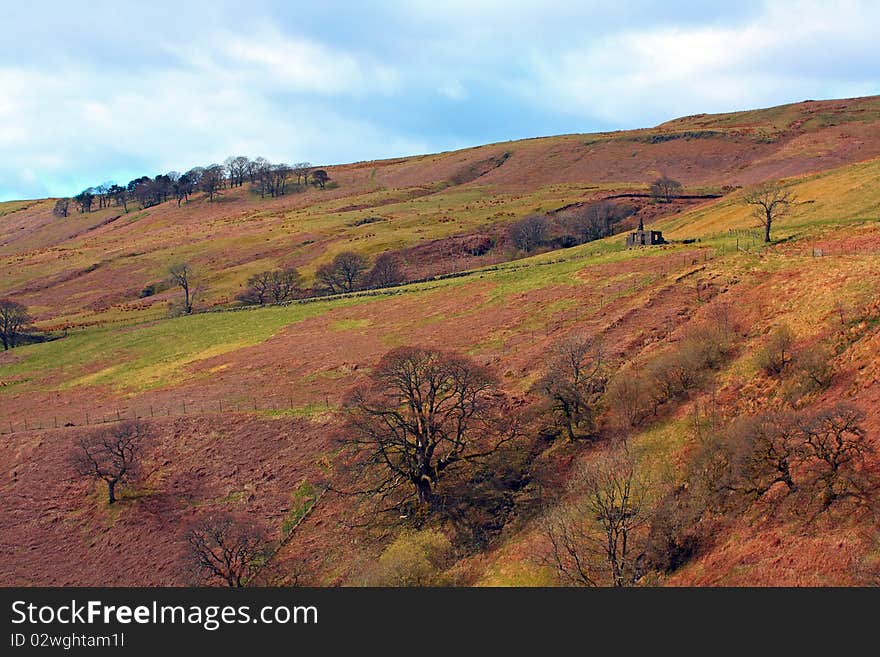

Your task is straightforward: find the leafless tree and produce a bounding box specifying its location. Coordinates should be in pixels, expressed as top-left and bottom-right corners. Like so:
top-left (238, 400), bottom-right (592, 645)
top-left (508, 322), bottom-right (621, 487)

top-left (293, 162), bottom-right (312, 186)
top-left (316, 251), bottom-right (368, 294)
top-left (650, 176), bottom-right (682, 203)
top-left (367, 252), bottom-right (405, 288)
top-left (0, 298), bottom-right (33, 350)
top-left (52, 198), bottom-right (70, 218)
top-left (240, 268), bottom-right (300, 305)
top-left (224, 155), bottom-right (251, 187)
top-left (719, 412), bottom-right (802, 499)
top-left (799, 404), bottom-right (874, 509)
top-left (200, 164), bottom-right (225, 201)
top-left (744, 183), bottom-right (795, 243)
top-left (536, 335), bottom-right (606, 441)
top-left (605, 371), bottom-right (656, 428)
top-left (268, 268), bottom-right (301, 303)
top-left (563, 201), bottom-right (634, 243)
top-left (240, 270), bottom-right (274, 305)
top-left (168, 262), bottom-right (197, 314)
top-left (108, 184), bottom-right (128, 211)
top-left (71, 421), bottom-right (149, 504)
top-left (756, 325), bottom-right (795, 376)
top-left (544, 447), bottom-right (649, 586)
top-left (74, 189), bottom-right (94, 213)
top-left (185, 514), bottom-right (270, 587)
top-left (508, 214), bottom-right (548, 252)
top-left (342, 346), bottom-right (519, 508)
top-left (310, 169), bottom-right (330, 189)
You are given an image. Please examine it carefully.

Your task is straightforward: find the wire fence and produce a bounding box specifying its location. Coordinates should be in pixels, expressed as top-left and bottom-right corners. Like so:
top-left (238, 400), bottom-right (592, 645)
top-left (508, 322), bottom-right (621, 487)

top-left (0, 394), bottom-right (336, 435)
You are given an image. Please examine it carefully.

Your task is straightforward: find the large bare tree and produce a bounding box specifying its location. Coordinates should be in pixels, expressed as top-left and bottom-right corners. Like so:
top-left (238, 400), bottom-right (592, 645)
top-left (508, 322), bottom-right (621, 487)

top-left (744, 183), bottom-right (795, 243)
top-left (185, 514), bottom-right (270, 587)
top-left (342, 346), bottom-right (518, 508)
top-left (71, 421), bottom-right (150, 504)
top-left (0, 299), bottom-right (33, 350)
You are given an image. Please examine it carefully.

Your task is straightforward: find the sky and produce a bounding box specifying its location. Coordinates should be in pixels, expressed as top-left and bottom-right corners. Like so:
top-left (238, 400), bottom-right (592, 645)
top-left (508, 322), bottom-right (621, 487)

top-left (1, 0), bottom-right (879, 201)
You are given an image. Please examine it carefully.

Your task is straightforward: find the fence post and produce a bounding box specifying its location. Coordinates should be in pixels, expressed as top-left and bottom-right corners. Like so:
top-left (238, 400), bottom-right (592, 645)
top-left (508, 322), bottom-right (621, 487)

top-left (183, 401), bottom-right (187, 414)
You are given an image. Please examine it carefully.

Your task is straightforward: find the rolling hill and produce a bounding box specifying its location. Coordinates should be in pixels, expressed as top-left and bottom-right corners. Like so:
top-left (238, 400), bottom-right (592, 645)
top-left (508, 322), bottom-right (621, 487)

top-left (1, 96), bottom-right (879, 586)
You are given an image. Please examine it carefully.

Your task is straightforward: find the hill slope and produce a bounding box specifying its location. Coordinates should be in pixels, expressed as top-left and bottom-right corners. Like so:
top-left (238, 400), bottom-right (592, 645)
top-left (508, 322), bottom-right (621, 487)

top-left (1, 96), bottom-right (879, 586)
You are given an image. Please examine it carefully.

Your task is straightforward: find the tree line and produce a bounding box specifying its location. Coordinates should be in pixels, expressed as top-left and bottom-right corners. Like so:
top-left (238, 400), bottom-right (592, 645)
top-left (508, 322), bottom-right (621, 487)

top-left (52, 157), bottom-right (331, 217)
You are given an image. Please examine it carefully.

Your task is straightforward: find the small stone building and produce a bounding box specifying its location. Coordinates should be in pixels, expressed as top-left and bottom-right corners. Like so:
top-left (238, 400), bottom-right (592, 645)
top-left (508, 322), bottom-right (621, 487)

top-left (626, 218), bottom-right (666, 247)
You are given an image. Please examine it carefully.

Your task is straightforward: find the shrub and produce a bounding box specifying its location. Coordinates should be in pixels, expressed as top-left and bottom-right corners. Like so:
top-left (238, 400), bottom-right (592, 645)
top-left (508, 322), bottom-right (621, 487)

top-left (605, 371), bottom-right (656, 428)
top-left (641, 486), bottom-right (705, 574)
top-left (368, 529), bottom-right (453, 586)
top-left (755, 325), bottom-right (795, 376)
top-left (508, 215), bottom-right (549, 253)
top-left (793, 345), bottom-right (834, 392)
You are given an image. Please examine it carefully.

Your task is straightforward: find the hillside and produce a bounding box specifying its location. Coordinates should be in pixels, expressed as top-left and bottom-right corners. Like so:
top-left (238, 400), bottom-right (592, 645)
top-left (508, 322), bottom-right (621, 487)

top-left (1, 96), bottom-right (879, 586)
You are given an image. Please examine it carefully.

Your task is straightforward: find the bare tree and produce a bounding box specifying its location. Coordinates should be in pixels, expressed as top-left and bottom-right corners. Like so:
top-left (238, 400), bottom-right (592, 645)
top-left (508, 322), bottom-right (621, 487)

top-left (71, 421), bottom-right (149, 504)
top-left (186, 514), bottom-right (270, 587)
top-left (367, 252), bottom-right (405, 288)
top-left (293, 162), bottom-right (312, 186)
top-left (508, 214), bottom-right (549, 253)
top-left (168, 262), bottom-right (197, 314)
top-left (200, 164), bottom-right (225, 201)
top-left (342, 346), bottom-right (518, 508)
top-left (563, 201), bottom-right (634, 243)
top-left (718, 412), bottom-right (801, 499)
top-left (799, 404), bottom-right (874, 509)
top-left (650, 176), bottom-right (682, 203)
top-left (240, 270), bottom-right (274, 305)
top-left (544, 447), bottom-right (649, 587)
top-left (310, 169), bottom-right (330, 189)
top-left (744, 183), bottom-right (795, 243)
top-left (316, 252), bottom-right (368, 294)
top-left (756, 325), bottom-right (795, 376)
top-left (605, 370), bottom-right (656, 428)
top-left (52, 198), bottom-right (70, 218)
top-left (0, 299), bottom-right (33, 350)
top-left (74, 188), bottom-right (94, 213)
top-left (224, 155), bottom-right (251, 187)
top-left (108, 184), bottom-right (128, 211)
top-left (536, 336), bottom-right (606, 441)
top-left (267, 268), bottom-right (301, 303)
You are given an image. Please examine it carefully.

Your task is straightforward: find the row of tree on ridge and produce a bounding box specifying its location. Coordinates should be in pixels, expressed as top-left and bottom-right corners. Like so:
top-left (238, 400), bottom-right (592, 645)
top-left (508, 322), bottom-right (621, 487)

top-left (51, 157), bottom-right (331, 217)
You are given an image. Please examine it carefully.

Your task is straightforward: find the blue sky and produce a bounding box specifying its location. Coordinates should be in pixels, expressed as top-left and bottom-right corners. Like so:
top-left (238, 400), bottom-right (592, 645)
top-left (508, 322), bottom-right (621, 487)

top-left (2, 0), bottom-right (878, 200)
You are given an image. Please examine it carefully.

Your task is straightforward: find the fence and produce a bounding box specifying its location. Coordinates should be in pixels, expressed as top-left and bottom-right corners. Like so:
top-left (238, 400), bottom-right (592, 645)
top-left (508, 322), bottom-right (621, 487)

top-left (0, 394), bottom-right (336, 435)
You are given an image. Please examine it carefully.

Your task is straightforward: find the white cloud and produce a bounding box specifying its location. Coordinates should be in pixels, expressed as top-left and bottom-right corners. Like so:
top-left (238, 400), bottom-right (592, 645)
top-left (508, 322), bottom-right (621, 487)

top-left (0, 28), bottom-right (416, 199)
top-left (438, 80), bottom-right (467, 101)
top-left (518, 1), bottom-right (880, 126)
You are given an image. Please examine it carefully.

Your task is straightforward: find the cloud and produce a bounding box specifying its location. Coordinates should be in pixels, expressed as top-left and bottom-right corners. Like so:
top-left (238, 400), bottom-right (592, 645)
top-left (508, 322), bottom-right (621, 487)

top-left (518, 1), bottom-right (880, 126)
top-left (0, 26), bottom-right (416, 200)
top-left (1, 0), bottom-right (878, 200)
top-left (438, 81), bottom-right (467, 101)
